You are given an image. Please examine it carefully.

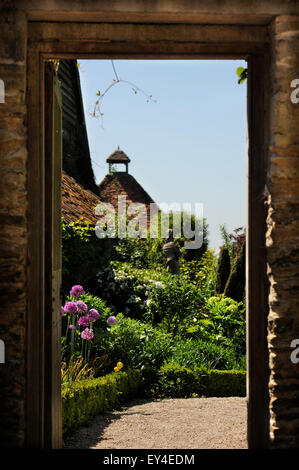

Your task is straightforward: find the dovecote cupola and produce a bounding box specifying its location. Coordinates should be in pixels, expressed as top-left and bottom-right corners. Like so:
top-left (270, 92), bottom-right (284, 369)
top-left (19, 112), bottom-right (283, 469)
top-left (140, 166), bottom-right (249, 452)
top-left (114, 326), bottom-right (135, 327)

top-left (106, 147), bottom-right (131, 174)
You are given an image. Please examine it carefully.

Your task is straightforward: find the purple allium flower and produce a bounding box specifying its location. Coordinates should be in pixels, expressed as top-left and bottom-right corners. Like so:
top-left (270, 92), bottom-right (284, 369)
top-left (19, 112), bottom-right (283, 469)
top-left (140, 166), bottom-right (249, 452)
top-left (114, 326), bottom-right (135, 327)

top-left (64, 301), bottom-right (78, 315)
top-left (81, 328), bottom-right (94, 340)
top-left (69, 325), bottom-right (76, 330)
top-left (70, 285), bottom-right (84, 298)
top-left (88, 309), bottom-right (99, 322)
top-left (78, 315), bottom-right (90, 327)
top-left (76, 301), bottom-right (88, 313)
top-left (107, 316), bottom-right (117, 326)
top-left (61, 306), bottom-right (65, 316)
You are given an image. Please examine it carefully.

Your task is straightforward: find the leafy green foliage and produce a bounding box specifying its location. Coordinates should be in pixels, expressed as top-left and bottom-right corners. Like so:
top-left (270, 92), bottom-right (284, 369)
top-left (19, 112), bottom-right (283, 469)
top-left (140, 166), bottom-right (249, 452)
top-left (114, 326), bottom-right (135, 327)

top-left (166, 337), bottom-right (245, 370)
top-left (94, 258), bottom-right (245, 371)
top-left (205, 295), bottom-right (246, 355)
top-left (148, 274), bottom-right (204, 332)
top-left (96, 313), bottom-right (174, 371)
top-left (215, 246), bottom-right (231, 294)
top-left (62, 219), bottom-right (114, 298)
top-left (236, 66), bottom-right (248, 84)
top-left (180, 249), bottom-right (217, 300)
top-left (96, 261), bottom-right (170, 320)
top-left (94, 298), bottom-right (246, 373)
top-left (180, 216), bottom-right (209, 262)
top-left (115, 237), bottom-right (165, 268)
top-left (114, 213), bottom-right (209, 268)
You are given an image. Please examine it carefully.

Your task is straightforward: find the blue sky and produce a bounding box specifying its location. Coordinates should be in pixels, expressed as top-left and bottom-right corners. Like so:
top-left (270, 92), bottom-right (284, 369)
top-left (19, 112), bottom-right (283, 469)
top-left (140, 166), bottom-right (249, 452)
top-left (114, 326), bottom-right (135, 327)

top-left (79, 59), bottom-right (247, 250)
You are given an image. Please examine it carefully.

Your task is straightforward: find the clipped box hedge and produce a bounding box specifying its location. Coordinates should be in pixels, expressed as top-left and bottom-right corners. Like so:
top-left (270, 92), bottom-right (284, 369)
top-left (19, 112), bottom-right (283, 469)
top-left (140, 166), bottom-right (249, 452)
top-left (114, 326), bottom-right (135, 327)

top-left (155, 363), bottom-right (246, 398)
top-left (62, 369), bottom-right (142, 435)
top-left (62, 365), bottom-right (246, 436)
top-left (202, 368), bottom-right (246, 397)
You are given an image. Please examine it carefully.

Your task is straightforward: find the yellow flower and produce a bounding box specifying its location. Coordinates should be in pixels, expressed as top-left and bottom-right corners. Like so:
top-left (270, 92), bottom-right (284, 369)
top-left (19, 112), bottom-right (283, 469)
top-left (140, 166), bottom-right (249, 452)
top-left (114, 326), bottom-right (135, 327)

top-left (114, 361), bottom-right (124, 372)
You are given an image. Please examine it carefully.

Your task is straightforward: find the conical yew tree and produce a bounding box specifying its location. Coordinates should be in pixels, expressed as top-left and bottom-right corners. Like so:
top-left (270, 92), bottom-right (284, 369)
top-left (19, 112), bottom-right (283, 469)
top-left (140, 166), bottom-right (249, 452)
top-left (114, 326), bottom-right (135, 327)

top-left (224, 241), bottom-right (246, 302)
top-left (215, 246), bottom-right (231, 294)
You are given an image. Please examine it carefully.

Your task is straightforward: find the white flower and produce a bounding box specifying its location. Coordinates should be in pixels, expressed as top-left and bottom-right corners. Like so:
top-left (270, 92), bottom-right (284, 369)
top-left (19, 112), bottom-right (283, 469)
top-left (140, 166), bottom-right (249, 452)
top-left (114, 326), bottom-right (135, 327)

top-left (155, 281), bottom-right (165, 289)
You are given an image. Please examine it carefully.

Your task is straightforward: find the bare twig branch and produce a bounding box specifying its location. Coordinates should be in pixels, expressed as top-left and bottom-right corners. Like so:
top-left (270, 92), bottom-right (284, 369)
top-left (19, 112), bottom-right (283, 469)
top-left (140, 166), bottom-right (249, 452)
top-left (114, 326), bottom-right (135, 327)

top-left (89, 60), bottom-right (157, 128)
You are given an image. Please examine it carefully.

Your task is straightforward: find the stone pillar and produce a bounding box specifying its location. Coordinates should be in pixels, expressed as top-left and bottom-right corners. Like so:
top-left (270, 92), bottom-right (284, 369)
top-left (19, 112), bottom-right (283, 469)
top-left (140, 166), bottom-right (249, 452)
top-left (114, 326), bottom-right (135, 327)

top-left (0, 9), bottom-right (27, 447)
top-left (267, 16), bottom-right (299, 448)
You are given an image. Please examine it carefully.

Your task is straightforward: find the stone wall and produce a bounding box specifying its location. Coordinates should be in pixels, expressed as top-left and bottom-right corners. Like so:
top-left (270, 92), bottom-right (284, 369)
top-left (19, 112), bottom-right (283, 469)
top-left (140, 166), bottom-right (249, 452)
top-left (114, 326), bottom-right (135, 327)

top-left (267, 16), bottom-right (299, 448)
top-left (0, 1), bottom-right (299, 449)
top-left (0, 9), bottom-right (27, 447)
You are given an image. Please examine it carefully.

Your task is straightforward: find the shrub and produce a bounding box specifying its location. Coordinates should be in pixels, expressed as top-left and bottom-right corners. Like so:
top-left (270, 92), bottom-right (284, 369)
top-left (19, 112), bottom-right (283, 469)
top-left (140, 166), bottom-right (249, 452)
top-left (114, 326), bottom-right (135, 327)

top-left (180, 250), bottom-right (217, 300)
top-left (114, 214), bottom-right (209, 267)
top-left (155, 363), bottom-right (204, 398)
top-left (148, 275), bottom-right (204, 333)
top-left (224, 242), bottom-right (246, 302)
top-left (215, 246), bottom-right (231, 294)
top-left (202, 368), bottom-right (246, 397)
top-left (96, 314), bottom-right (174, 370)
top-left (115, 237), bottom-right (165, 268)
top-left (61, 369), bottom-right (142, 435)
top-left (155, 363), bottom-right (246, 398)
top-left (96, 262), bottom-right (153, 319)
top-left (62, 219), bottom-right (114, 297)
top-left (166, 337), bottom-right (244, 370)
top-left (205, 295), bottom-right (246, 355)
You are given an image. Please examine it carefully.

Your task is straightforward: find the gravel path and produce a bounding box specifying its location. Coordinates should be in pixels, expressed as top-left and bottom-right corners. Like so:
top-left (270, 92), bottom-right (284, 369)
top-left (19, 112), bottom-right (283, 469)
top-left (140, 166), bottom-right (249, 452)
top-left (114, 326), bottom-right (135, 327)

top-left (64, 397), bottom-right (247, 449)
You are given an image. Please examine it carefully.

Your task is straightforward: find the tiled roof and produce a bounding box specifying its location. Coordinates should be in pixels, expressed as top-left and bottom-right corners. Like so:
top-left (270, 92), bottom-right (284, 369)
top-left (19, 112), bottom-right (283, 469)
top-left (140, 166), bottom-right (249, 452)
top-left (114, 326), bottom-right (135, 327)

top-left (106, 149), bottom-right (131, 163)
top-left (98, 173), bottom-right (155, 207)
top-left (98, 172), bottom-right (159, 228)
top-left (61, 171), bottom-right (102, 224)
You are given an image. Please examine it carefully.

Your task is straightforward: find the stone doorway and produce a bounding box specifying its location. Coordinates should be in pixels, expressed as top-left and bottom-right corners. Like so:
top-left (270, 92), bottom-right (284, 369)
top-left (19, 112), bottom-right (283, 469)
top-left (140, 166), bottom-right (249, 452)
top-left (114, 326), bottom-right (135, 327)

top-left (26, 20), bottom-right (270, 449)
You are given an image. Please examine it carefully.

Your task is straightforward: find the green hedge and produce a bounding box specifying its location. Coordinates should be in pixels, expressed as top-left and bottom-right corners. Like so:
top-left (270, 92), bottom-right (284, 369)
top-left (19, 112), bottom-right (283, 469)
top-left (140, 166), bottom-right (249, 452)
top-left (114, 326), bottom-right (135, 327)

top-left (61, 369), bottom-right (142, 435)
top-left (62, 365), bottom-right (246, 436)
top-left (202, 368), bottom-right (246, 397)
top-left (154, 363), bottom-right (246, 398)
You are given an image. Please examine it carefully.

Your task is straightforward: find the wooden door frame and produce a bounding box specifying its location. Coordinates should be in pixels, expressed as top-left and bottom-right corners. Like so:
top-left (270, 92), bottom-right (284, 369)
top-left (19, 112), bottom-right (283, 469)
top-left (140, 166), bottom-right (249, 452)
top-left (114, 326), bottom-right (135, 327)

top-left (26, 20), bottom-right (270, 449)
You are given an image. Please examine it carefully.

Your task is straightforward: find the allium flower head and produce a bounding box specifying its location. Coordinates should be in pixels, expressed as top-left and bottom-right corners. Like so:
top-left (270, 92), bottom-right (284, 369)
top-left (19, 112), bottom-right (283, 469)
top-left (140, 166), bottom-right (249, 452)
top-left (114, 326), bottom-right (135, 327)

top-left (78, 316), bottom-right (90, 327)
top-left (70, 285), bottom-right (84, 298)
top-left (76, 301), bottom-right (88, 313)
top-left (81, 328), bottom-right (94, 340)
top-left (69, 325), bottom-right (76, 330)
top-left (107, 316), bottom-right (117, 326)
top-left (61, 306), bottom-right (65, 316)
top-left (64, 301), bottom-right (78, 315)
top-left (88, 309), bottom-right (99, 322)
